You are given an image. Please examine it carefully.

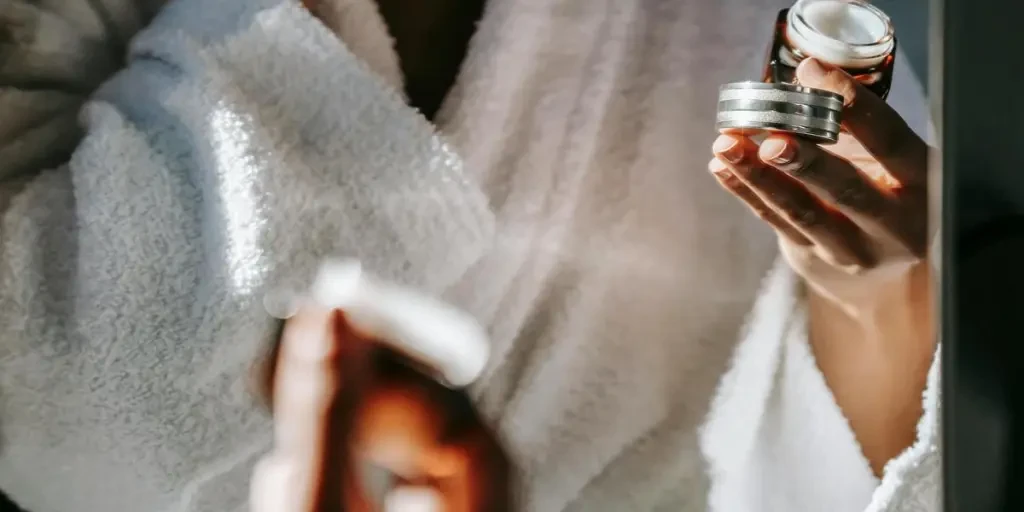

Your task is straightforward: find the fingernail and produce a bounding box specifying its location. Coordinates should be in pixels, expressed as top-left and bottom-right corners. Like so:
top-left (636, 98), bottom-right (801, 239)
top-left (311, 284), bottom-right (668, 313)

top-left (263, 288), bottom-right (300, 319)
top-left (796, 58), bottom-right (829, 85)
top-left (762, 139), bottom-right (796, 166)
top-left (713, 136), bottom-right (744, 163)
top-left (712, 168), bottom-right (737, 186)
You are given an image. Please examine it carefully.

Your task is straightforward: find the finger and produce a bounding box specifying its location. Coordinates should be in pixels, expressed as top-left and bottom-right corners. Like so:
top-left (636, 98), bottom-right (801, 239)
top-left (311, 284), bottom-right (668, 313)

top-left (796, 58), bottom-right (929, 186)
top-left (708, 155), bottom-right (813, 246)
top-left (250, 455), bottom-right (296, 512)
top-left (713, 134), bottom-right (875, 267)
top-left (252, 319), bottom-right (287, 411)
top-left (757, 134), bottom-right (887, 210)
top-left (758, 134), bottom-right (924, 245)
top-left (273, 304), bottom-right (344, 460)
top-left (274, 306), bottom-right (371, 510)
top-left (434, 427), bottom-right (515, 512)
top-left (250, 452), bottom-right (372, 512)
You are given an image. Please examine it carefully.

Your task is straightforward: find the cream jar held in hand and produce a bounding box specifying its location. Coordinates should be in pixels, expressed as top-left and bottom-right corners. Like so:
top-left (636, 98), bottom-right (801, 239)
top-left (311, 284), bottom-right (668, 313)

top-left (764, 0), bottom-right (897, 99)
top-left (716, 0), bottom-right (898, 144)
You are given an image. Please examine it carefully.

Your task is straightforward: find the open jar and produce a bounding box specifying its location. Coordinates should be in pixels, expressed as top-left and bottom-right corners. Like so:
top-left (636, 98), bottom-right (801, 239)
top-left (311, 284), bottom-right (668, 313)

top-left (764, 0), bottom-right (897, 99)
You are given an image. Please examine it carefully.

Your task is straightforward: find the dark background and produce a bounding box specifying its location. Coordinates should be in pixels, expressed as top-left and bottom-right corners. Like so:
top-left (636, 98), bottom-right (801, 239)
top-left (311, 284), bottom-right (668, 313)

top-left (941, 0), bottom-right (1024, 506)
top-left (874, 0), bottom-right (929, 91)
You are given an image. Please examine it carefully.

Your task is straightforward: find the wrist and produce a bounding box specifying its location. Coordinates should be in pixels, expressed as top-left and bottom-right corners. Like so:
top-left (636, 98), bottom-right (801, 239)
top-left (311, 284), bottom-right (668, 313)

top-left (808, 261), bottom-right (935, 348)
top-left (806, 261), bottom-right (936, 475)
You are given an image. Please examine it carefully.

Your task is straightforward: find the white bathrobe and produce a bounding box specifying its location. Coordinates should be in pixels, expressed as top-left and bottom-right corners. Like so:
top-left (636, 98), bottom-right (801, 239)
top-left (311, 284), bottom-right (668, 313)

top-left (0, 0), bottom-right (938, 510)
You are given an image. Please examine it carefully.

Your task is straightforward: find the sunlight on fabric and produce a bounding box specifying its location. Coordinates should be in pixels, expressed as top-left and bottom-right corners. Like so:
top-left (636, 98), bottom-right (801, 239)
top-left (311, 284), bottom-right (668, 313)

top-left (208, 103), bottom-right (269, 295)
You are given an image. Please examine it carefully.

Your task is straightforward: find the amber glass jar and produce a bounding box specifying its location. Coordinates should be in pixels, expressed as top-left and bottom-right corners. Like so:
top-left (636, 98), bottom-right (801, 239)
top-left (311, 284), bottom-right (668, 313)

top-left (764, 0), bottom-right (897, 99)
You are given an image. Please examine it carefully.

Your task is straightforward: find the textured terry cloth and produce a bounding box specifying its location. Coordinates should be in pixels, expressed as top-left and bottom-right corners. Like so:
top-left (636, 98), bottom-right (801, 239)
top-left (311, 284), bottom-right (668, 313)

top-left (0, 0), bottom-right (495, 510)
top-left (700, 261), bottom-right (941, 512)
top-left (0, 0), bottom-right (934, 510)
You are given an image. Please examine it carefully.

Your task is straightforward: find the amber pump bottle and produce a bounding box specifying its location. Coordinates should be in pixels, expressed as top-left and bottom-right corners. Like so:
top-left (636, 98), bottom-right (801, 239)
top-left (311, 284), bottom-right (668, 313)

top-left (764, 0), bottom-right (897, 99)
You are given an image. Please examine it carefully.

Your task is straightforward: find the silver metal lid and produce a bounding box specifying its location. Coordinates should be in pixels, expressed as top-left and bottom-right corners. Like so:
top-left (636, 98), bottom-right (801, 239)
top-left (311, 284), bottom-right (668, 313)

top-left (715, 81), bottom-right (844, 144)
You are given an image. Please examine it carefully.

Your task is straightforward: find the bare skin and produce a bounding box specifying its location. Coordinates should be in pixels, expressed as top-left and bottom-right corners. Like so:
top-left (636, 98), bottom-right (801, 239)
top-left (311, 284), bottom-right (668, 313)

top-left (711, 58), bottom-right (935, 476)
top-left (284, 1), bottom-right (935, 500)
top-left (255, 5), bottom-right (508, 510)
top-left (252, 307), bottom-right (513, 512)
top-left (809, 262), bottom-right (933, 476)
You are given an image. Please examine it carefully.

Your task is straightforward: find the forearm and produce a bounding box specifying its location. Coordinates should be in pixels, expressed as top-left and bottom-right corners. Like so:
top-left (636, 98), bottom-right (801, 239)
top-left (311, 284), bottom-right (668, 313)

top-left (807, 261), bottom-right (936, 475)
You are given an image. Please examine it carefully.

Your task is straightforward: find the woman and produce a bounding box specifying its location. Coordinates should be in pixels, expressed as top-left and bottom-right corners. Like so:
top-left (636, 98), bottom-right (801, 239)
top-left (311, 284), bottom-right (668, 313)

top-left (0, 0), bottom-right (935, 510)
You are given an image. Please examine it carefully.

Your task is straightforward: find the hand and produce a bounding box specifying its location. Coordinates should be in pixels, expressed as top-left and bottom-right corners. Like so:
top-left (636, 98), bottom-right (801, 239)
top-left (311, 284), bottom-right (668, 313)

top-left (250, 304), bottom-right (512, 512)
top-left (710, 58), bottom-right (931, 308)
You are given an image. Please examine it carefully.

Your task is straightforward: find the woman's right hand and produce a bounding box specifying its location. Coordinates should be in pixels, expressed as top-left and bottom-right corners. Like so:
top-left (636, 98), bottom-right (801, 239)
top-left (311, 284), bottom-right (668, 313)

top-left (249, 302), bottom-right (513, 512)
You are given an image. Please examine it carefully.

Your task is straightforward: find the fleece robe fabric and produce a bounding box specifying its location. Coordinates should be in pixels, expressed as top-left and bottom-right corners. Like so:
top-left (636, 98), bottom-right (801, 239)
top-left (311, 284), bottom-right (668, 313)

top-left (0, 0), bottom-right (937, 510)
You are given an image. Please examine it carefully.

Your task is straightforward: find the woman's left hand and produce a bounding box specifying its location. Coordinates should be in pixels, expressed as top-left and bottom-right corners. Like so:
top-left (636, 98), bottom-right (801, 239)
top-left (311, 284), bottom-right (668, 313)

top-left (710, 58), bottom-right (931, 308)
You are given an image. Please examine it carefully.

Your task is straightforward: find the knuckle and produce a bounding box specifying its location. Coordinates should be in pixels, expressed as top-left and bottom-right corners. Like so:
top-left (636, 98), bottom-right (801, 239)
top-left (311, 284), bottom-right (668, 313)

top-left (785, 156), bottom-right (819, 179)
top-left (709, 157), bottom-right (728, 174)
top-left (750, 205), bottom-right (775, 222)
top-left (821, 67), bottom-right (859, 107)
top-left (719, 172), bottom-right (744, 190)
top-left (836, 80), bottom-right (859, 109)
top-left (737, 164), bottom-right (767, 182)
top-left (785, 205), bottom-right (819, 228)
top-left (795, 209), bottom-right (819, 227)
top-left (833, 182), bottom-right (871, 209)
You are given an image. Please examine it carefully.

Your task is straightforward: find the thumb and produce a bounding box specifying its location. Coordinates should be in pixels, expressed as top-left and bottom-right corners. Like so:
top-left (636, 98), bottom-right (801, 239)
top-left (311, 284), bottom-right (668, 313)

top-left (795, 57), bottom-right (927, 186)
